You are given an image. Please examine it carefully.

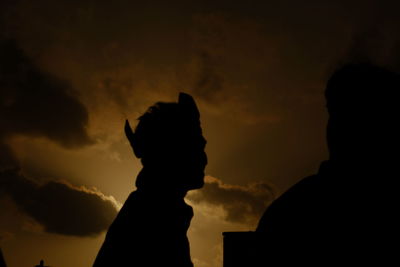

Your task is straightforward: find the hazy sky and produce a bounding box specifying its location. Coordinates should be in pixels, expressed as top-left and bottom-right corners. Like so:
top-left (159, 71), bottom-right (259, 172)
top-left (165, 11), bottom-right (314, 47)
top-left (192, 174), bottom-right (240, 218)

top-left (1, 1), bottom-right (400, 266)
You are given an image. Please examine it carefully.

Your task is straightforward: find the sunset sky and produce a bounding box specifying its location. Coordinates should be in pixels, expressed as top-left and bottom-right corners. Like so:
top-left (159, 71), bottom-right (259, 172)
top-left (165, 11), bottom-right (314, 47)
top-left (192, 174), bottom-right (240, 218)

top-left (1, 1), bottom-right (400, 266)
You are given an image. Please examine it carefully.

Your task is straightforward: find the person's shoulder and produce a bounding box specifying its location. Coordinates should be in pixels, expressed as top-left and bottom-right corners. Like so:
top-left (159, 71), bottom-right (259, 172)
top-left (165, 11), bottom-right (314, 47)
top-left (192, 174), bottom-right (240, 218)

top-left (110, 190), bottom-right (145, 223)
top-left (256, 174), bottom-right (321, 232)
top-left (287, 174), bottom-right (320, 194)
top-left (118, 190), bottom-right (139, 209)
top-left (275, 174), bottom-right (320, 204)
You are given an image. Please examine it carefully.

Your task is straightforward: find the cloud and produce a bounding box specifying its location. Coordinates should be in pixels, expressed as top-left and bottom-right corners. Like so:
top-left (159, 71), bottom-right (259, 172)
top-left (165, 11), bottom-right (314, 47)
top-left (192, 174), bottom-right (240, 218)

top-left (0, 168), bottom-right (118, 237)
top-left (188, 176), bottom-right (276, 226)
top-left (343, 22), bottom-right (400, 70)
top-left (0, 39), bottom-right (93, 148)
top-left (0, 40), bottom-right (105, 238)
top-left (192, 51), bottom-right (224, 103)
top-left (0, 143), bottom-right (17, 170)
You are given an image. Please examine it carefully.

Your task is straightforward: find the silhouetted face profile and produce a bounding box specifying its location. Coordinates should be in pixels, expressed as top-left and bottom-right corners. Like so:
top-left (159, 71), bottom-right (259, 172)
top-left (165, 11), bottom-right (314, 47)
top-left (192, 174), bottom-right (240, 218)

top-left (325, 63), bottom-right (399, 166)
top-left (125, 93), bottom-right (207, 191)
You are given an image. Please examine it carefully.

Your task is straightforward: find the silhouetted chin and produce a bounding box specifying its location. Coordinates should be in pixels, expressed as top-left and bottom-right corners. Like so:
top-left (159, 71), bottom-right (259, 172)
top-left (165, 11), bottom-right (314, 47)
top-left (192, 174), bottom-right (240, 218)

top-left (190, 180), bottom-right (204, 190)
top-left (186, 172), bottom-right (205, 190)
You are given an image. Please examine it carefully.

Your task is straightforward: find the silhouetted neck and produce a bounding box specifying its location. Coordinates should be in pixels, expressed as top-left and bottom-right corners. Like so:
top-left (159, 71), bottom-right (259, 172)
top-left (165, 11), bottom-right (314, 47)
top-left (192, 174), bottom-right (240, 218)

top-left (135, 168), bottom-right (188, 199)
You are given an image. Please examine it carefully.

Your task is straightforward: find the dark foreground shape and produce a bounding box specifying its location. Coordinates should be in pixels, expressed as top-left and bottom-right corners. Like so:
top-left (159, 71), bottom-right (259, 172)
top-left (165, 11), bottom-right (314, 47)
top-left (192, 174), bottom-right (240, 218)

top-left (255, 63), bottom-right (399, 265)
top-left (94, 93), bottom-right (207, 267)
top-left (224, 64), bottom-right (399, 266)
top-left (223, 232), bottom-right (258, 267)
top-left (0, 248), bottom-right (6, 267)
top-left (34, 260), bottom-right (48, 267)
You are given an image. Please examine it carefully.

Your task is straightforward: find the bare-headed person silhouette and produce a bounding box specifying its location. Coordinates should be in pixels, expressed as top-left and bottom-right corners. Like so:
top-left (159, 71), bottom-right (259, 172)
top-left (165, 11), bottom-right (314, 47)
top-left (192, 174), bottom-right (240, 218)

top-left (93, 93), bottom-right (207, 267)
top-left (254, 63), bottom-right (399, 265)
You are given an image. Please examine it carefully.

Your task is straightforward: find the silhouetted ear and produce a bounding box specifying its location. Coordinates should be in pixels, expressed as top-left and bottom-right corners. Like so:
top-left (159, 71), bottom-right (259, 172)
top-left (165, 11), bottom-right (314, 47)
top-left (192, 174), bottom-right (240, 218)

top-left (125, 120), bottom-right (142, 158)
top-left (178, 92), bottom-right (200, 119)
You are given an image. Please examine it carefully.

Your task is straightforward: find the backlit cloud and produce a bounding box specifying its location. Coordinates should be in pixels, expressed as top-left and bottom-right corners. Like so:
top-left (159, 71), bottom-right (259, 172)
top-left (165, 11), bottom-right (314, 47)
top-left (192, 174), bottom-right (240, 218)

top-left (0, 169), bottom-right (119, 237)
top-left (0, 39), bottom-right (93, 148)
top-left (188, 176), bottom-right (276, 226)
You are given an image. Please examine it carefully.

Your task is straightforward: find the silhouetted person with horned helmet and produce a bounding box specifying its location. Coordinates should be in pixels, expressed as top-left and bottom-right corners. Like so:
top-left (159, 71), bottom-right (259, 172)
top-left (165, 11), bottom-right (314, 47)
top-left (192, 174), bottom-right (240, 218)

top-left (94, 93), bottom-right (207, 267)
top-left (255, 63), bottom-right (399, 265)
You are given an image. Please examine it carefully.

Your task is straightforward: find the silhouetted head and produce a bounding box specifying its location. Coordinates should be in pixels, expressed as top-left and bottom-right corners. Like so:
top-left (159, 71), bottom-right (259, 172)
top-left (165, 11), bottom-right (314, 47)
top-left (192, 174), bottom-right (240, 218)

top-left (325, 63), bottom-right (399, 166)
top-left (125, 93), bottom-right (207, 191)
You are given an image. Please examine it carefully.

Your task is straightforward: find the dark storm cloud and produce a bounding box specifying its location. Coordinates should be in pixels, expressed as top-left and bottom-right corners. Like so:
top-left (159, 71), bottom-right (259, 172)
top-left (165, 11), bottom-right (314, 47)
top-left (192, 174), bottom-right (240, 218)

top-left (344, 23), bottom-right (400, 70)
top-left (0, 39), bottom-right (93, 148)
top-left (99, 76), bottom-right (132, 110)
top-left (0, 169), bottom-right (118, 236)
top-left (0, 143), bottom-right (17, 170)
top-left (0, 39), bottom-right (112, 237)
top-left (188, 176), bottom-right (276, 225)
top-left (193, 51), bottom-right (224, 103)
